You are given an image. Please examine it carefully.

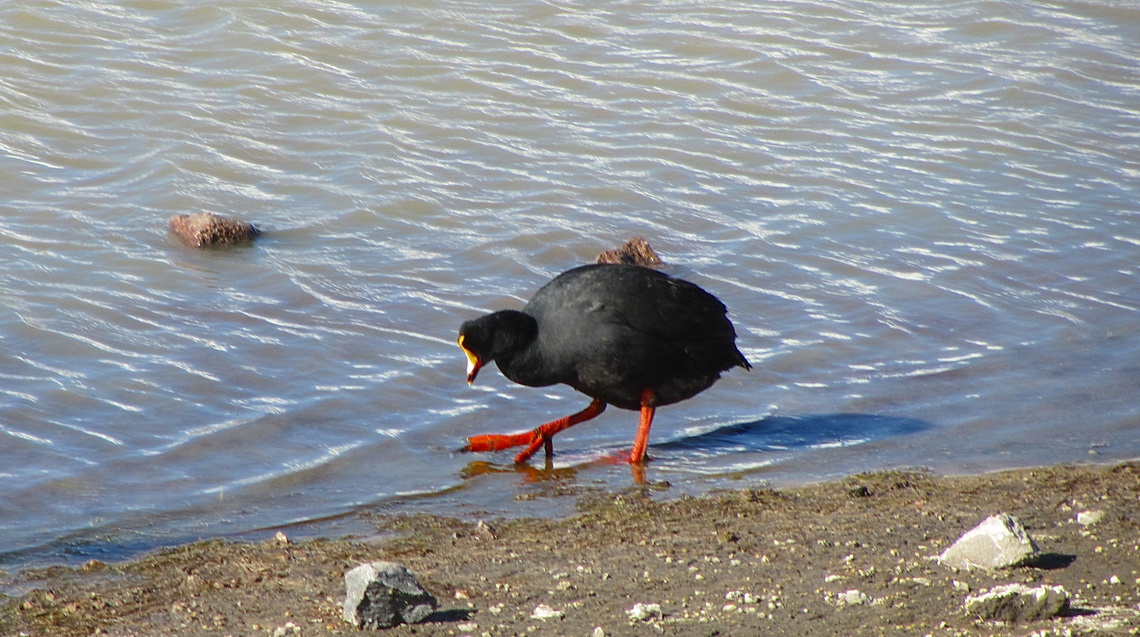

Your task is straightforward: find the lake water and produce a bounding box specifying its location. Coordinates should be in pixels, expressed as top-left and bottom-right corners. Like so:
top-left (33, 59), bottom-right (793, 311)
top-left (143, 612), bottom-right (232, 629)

top-left (1, 0), bottom-right (1137, 568)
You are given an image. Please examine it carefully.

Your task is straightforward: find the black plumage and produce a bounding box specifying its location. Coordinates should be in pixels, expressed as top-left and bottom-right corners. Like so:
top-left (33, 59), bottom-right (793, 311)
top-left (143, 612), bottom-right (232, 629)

top-left (459, 263), bottom-right (750, 464)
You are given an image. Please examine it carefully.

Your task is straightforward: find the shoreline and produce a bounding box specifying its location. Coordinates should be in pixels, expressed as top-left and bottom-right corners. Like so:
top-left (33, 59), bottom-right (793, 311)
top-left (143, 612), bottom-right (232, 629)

top-left (3, 460), bottom-right (1138, 636)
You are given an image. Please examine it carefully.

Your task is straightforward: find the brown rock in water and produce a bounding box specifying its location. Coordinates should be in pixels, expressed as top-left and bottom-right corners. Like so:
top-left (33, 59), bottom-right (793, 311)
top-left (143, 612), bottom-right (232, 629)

top-left (596, 237), bottom-right (664, 268)
top-left (168, 213), bottom-right (259, 248)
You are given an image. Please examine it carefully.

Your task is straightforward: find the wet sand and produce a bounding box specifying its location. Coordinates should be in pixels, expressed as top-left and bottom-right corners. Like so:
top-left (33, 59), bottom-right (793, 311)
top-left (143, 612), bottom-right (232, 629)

top-left (2, 461), bottom-right (1138, 636)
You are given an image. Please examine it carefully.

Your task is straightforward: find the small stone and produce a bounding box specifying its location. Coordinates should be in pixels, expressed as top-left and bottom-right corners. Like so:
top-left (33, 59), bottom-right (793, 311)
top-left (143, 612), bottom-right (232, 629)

top-left (964, 584), bottom-right (1070, 622)
top-left (834, 589), bottom-right (871, 607)
top-left (273, 531), bottom-right (290, 544)
top-left (475, 519), bottom-right (498, 539)
top-left (725, 590), bottom-right (759, 604)
top-left (627, 602), bottom-right (663, 621)
top-left (716, 529), bottom-right (740, 544)
top-left (80, 559), bottom-right (107, 572)
top-left (343, 561), bottom-right (437, 629)
top-left (592, 627), bottom-right (605, 637)
top-left (530, 603), bottom-right (564, 620)
top-left (939, 514), bottom-right (1039, 571)
top-left (1076, 510), bottom-right (1105, 526)
top-left (168, 212), bottom-right (259, 248)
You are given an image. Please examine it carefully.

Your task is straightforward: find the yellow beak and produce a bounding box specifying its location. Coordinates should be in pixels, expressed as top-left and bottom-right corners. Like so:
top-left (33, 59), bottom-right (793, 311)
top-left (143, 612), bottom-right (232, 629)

top-left (458, 335), bottom-right (483, 385)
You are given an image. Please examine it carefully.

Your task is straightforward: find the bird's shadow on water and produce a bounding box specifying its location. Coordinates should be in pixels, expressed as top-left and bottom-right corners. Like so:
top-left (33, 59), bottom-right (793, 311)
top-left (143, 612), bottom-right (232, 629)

top-left (656, 413), bottom-right (932, 455)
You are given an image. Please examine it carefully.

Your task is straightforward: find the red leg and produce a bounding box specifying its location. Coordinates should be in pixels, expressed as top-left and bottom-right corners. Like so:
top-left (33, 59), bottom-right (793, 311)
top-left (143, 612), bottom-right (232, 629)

top-left (628, 389), bottom-right (656, 464)
top-left (464, 399), bottom-right (607, 464)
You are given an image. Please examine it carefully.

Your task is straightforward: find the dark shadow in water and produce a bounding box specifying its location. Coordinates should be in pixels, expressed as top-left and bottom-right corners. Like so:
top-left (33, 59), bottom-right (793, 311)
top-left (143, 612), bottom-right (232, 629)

top-left (656, 413), bottom-right (932, 454)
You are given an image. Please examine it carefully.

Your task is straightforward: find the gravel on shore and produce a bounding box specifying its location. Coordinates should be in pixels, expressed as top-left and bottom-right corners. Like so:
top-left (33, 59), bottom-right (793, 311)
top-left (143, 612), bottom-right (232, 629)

top-left (2, 461), bottom-right (1138, 636)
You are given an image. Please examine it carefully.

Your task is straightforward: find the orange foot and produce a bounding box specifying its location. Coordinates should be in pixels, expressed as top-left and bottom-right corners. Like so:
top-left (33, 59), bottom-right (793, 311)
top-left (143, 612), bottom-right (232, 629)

top-left (462, 399), bottom-right (607, 464)
top-left (464, 431), bottom-right (553, 464)
top-left (463, 432), bottom-right (536, 453)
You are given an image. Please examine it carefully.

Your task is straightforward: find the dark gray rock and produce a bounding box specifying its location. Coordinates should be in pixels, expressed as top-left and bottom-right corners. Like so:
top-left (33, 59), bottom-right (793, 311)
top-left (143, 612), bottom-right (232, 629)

top-left (939, 513), bottom-right (1039, 571)
top-left (964, 583), bottom-right (1070, 622)
top-left (343, 561), bottom-right (437, 629)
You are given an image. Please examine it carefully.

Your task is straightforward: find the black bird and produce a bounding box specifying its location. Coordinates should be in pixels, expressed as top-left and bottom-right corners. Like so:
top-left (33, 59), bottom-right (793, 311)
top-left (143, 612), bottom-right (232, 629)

top-left (458, 263), bottom-right (750, 464)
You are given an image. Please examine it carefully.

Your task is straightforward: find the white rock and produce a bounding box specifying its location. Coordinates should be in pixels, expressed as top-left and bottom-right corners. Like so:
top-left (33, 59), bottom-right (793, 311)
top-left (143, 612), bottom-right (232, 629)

top-left (939, 514), bottom-right (1039, 571)
top-left (1076, 510), bottom-right (1105, 526)
top-left (964, 583), bottom-right (1070, 622)
top-left (835, 589), bottom-right (871, 607)
top-left (530, 603), bottom-right (564, 620)
top-left (627, 602), bottom-right (663, 621)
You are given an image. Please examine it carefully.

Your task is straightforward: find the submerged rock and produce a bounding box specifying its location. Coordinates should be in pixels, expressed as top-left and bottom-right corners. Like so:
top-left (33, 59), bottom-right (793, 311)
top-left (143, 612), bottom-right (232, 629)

top-left (168, 212), bottom-right (259, 247)
top-left (939, 513), bottom-right (1039, 571)
top-left (964, 583), bottom-right (1070, 622)
top-left (596, 237), bottom-right (664, 268)
top-left (343, 561), bottom-right (437, 629)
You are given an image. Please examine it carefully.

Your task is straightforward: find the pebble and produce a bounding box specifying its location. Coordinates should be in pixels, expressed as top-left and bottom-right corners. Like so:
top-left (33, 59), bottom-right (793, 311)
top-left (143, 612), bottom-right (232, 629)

top-left (1076, 510), bottom-right (1106, 526)
top-left (725, 590), bottom-right (759, 604)
top-left (530, 603), bottom-right (564, 620)
top-left (834, 589), bottom-right (871, 607)
top-left (627, 602), bottom-right (664, 621)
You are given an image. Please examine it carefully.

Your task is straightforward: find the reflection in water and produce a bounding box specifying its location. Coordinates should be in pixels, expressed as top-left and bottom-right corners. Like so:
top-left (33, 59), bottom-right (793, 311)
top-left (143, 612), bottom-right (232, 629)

top-left (460, 460), bottom-right (579, 485)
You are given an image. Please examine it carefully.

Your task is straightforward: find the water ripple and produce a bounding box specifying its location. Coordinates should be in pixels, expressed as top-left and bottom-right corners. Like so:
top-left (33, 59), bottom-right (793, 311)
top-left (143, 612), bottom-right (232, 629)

top-left (1, 0), bottom-right (1137, 566)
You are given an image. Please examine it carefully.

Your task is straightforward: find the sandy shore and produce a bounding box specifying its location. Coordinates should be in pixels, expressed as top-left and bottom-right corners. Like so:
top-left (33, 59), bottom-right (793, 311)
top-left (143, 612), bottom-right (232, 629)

top-left (2, 461), bottom-right (1138, 636)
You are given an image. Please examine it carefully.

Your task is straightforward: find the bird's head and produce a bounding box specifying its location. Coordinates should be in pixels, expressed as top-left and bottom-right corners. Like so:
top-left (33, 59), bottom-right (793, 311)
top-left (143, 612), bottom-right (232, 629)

top-left (457, 331), bottom-right (486, 385)
top-left (457, 311), bottom-right (537, 385)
